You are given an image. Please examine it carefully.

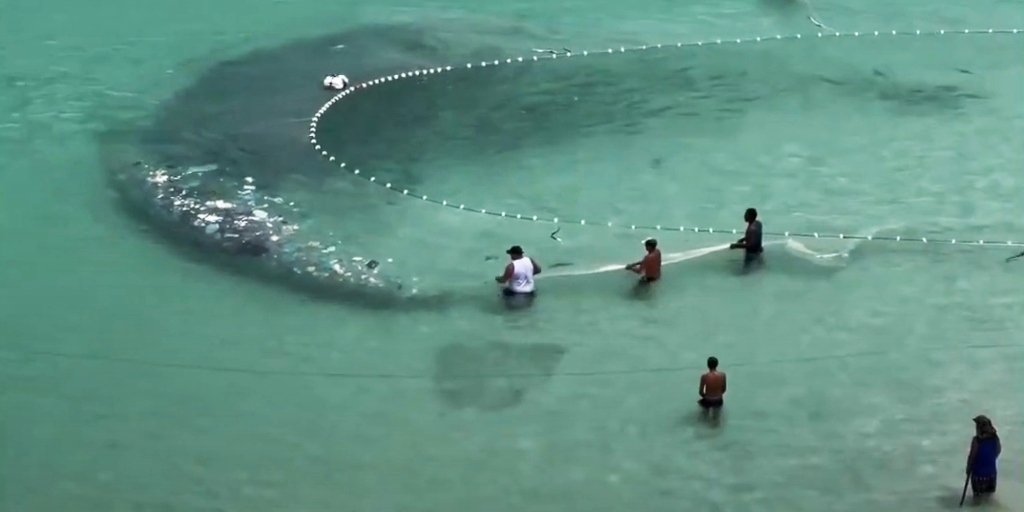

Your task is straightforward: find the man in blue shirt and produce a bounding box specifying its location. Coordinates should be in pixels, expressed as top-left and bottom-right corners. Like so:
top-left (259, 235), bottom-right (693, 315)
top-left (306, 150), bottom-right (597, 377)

top-left (729, 207), bottom-right (763, 272)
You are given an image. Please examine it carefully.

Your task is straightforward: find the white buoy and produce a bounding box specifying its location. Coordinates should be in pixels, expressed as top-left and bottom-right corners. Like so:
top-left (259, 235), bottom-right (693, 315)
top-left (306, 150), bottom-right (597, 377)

top-left (323, 74), bottom-right (349, 91)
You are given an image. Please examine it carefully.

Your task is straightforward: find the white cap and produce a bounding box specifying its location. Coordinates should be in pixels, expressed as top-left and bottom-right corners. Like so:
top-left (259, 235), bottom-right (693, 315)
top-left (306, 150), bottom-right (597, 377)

top-left (322, 75), bottom-right (334, 87)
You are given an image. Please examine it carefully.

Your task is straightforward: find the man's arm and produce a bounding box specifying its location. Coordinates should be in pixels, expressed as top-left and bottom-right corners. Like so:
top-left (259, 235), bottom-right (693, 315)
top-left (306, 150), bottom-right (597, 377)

top-left (721, 373), bottom-right (727, 394)
top-left (732, 223), bottom-right (762, 249)
top-left (531, 258), bottom-right (542, 275)
top-left (626, 255), bottom-right (648, 273)
top-left (698, 374), bottom-right (706, 397)
top-left (640, 253), bottom-right (661, 276)
top-left (495, 263), bottom-right (514, 284)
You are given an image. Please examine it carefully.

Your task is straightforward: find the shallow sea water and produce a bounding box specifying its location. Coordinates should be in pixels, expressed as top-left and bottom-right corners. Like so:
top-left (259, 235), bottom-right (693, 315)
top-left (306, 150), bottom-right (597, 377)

top-left (1, 1), bottom-right (1023, 511)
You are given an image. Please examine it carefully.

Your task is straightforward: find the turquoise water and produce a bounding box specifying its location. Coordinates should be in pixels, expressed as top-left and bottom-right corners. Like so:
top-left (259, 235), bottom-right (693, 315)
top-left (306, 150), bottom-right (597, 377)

top-left (2, 1), bottom-right (1023, 510)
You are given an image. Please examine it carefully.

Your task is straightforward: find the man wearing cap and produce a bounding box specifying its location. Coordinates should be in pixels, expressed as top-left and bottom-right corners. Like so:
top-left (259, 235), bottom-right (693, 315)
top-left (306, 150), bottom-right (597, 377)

top-left (625, 238), bottom-right (662, 284)
top-left (495, 245), bottom-right (541, 298)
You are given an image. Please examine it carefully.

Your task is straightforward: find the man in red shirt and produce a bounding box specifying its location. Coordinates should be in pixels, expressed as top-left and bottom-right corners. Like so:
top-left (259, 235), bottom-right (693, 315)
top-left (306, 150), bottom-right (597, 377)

top-left (626, 238), bottom-right (662, 284)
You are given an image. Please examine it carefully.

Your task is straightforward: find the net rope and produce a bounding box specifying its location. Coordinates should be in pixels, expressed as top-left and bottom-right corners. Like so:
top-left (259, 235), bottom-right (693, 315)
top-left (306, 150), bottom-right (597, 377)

top-left (5, 341), bottom-right (1019, 380)
top-left (310, 28), bottom-right (1024, 248)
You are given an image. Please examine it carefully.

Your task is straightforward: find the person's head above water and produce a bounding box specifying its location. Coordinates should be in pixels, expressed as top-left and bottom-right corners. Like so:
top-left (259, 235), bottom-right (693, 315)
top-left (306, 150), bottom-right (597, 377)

top-left (973, 415), bottom-right (997, 437)
top-left (506, 245), bottom-right (524, 259)
top-left (644, 238), bottom-right (658, 252)
top-left (744, 208), bottom-right (758, 223)
top-left (707, 356), bottom-right (719, 370)
top-left (322, 74), bottom-right (350, 91)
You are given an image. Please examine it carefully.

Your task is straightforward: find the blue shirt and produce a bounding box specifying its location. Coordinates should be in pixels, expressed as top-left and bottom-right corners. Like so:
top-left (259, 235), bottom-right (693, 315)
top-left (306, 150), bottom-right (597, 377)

top-left (971, 436), bottom-right (1000, 477)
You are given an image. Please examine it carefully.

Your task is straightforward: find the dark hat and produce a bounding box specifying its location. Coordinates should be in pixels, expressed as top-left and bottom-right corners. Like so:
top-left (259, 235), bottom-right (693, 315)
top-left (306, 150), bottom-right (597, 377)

top-left (973, 415), bottom-right (997, 436)
top-left (506, 245), bottom-right (524, 255)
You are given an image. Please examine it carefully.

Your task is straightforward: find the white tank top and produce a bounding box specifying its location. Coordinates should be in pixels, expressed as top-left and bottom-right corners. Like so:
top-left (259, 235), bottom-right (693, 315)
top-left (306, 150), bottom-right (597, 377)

top-left (508, 257), bottom-right (535, 293)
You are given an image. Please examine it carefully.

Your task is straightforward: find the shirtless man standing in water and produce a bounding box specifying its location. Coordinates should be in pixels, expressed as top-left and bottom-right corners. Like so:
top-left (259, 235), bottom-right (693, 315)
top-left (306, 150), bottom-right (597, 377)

top-left (730, 207), bottom-right (764, 272)
top-left (698, 356), bottom-right (727, 419)
top-left (626, 238), bottom-right (662, 284)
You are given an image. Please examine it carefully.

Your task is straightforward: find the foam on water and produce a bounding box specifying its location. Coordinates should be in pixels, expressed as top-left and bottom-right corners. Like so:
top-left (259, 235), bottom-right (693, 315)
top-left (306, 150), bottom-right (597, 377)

top-left (540, 243), bottom-right (733, 278)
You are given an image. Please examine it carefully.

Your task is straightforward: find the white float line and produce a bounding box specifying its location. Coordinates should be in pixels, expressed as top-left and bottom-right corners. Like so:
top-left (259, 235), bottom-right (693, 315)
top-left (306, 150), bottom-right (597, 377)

top-left (307, 28), bottom-right (1024, 248)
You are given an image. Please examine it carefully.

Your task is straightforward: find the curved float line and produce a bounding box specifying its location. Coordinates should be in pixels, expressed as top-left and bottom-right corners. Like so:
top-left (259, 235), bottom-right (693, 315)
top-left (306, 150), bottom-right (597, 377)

top-left (5, 342), bottom-right (1019, 381)
top-left (310, 28), bottom-right (1024, 249)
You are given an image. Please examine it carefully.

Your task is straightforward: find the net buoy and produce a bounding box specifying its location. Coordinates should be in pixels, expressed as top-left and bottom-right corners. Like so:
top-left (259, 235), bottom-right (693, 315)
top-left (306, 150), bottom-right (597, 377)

top-left (322, 74), bottom-right (350, 91)
top-left (309, 29), bottom-right (1024, 250)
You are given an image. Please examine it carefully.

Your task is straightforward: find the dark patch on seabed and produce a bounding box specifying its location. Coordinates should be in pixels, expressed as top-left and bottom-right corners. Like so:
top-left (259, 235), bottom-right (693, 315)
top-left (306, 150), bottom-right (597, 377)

top-left (433, 342), bottom-right (567, 411)
top-left (98, 23), bottom-right (525, 310)
top-left (96, 20), bottom-right (1000, 307)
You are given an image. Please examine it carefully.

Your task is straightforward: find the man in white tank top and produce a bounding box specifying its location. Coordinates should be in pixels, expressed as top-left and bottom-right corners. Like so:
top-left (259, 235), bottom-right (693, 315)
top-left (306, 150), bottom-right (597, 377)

top-left (495, 245), bottom-right (541, 298)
